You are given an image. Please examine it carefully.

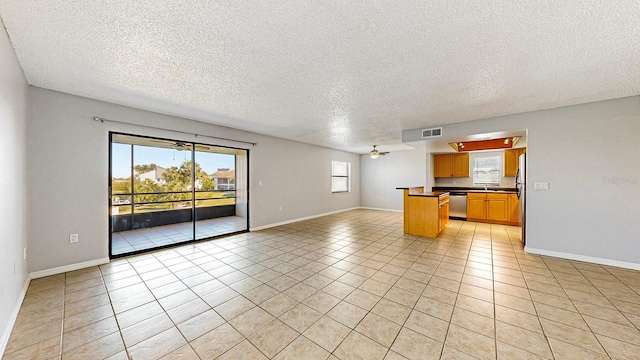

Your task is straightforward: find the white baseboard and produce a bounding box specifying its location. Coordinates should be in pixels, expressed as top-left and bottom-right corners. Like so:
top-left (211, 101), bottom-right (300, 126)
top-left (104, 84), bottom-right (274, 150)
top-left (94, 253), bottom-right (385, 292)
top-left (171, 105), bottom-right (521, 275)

top-left (525, 247), bottom-right (640, 271)
top-left (30, 257), bottom-right (110, 279)
top-left (250, 207), bottom-right (362, 231)
top-left (359, 207), bottom-right (402, 213)
top-left (0, 276), bottom-right (31, 356)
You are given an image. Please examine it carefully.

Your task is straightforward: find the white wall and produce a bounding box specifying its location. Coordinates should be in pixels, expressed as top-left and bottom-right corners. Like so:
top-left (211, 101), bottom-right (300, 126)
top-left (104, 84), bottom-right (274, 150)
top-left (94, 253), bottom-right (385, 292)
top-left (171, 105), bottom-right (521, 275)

top-left (0, 20), bottom-right (29, 353)
top-left (360, 149), bottom-right (426, 211)
top-left (27, 87), bottom-right (360, 272)
top-left (403, 96), bottom-right (640, 268)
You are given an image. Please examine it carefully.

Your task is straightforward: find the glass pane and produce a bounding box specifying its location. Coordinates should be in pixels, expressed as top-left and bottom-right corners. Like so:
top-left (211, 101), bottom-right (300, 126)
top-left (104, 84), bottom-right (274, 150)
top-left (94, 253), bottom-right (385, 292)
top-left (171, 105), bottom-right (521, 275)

top-left (332, 177), bottom-right (349, 192)
top-left (134, 144), bottom-right (192, 193)
top-left (111, 195), bottom-right (131, 204)
top-left (195, 147), bottom-right (240, 240)
top-left (110, 134), bottom-right (248, 258)
top-left (332, 161), bottom-right (349, 176)
top-left (133, 201), bottom-right (192, 213)
top-left (473, 155), bottom-right (501, 185)
top-left (133, 192), bottom-right (191, 203)
top-left (110, 205), bottom-right (131, 215)
top-left (111, 136), bottom-right (195, 256)
top-left (111, 143), bottom-right (132, 195)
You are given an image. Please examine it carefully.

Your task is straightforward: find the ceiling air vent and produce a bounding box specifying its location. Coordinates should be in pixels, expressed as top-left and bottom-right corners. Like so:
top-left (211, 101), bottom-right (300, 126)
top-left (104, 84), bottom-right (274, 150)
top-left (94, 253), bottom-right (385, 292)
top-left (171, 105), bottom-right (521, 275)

top-left (422, 127), bottom-right (443, 139)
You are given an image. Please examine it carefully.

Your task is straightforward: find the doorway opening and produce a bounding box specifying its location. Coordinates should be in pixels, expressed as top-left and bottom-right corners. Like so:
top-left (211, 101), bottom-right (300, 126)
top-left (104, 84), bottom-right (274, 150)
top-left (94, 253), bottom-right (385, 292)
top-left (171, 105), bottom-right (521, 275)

top-left (109, 132), bottom-right (249, 258)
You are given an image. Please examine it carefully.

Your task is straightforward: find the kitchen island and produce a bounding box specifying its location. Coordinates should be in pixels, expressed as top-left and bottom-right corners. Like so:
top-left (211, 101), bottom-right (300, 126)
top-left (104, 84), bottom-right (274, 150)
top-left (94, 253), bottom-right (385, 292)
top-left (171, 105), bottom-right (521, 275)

top-left (397, 187), bottom-right (449, 237)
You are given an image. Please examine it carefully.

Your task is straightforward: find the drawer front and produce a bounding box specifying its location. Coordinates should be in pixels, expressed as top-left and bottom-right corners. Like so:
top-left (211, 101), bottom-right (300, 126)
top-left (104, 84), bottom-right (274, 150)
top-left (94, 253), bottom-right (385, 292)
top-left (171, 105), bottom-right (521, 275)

top-left (486, 193), bottom-right (508, 200)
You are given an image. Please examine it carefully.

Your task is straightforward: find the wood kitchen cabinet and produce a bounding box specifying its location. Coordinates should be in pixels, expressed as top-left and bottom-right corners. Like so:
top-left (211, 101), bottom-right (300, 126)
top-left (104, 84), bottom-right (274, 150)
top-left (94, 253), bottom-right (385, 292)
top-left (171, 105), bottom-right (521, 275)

top-left (434, 153), bottom-right (470, 178)
top-left (435, 155), bottom-right (453, 177)
top-left (467, 193), bottom-right (487, 219)
top-left (508, 193), bottom-right (519, 225)
top-left (486, 193), bottom-right (508, 222)
top-left (504, 148), bottom-right (526, 177)
top-left (400, 188), bottom-right (449, 237)
top-left (438, 196), bottom-right (450, 233)
top-left (467, 192), bottom-right (511, 224)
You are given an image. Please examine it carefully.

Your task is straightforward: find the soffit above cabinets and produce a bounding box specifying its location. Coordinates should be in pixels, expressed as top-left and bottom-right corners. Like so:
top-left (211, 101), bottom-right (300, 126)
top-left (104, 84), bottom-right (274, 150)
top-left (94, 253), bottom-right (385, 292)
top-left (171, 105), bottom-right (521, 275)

top-left (449, 137), bottom-right (520, 152)
top-left (1, 1), bottom-right (639, 153)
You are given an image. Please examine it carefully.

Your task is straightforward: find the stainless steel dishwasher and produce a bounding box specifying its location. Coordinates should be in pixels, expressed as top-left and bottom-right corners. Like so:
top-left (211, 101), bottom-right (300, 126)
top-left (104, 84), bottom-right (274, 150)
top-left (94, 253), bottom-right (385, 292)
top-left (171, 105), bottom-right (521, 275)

top-left (449, 192), bottom-right (467, 220)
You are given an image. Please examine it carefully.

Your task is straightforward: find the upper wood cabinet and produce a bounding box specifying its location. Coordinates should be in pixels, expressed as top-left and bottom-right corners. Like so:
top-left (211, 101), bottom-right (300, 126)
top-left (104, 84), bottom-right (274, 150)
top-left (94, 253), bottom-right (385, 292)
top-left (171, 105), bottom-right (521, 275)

top-left (434, 153), bottom-right (469, 178)
top-left (435, 155), bottom-right (453, 178)
top-left (504, 148), bottom-right (526, 177)
top-left (452, 154), bottom-right (470, 177)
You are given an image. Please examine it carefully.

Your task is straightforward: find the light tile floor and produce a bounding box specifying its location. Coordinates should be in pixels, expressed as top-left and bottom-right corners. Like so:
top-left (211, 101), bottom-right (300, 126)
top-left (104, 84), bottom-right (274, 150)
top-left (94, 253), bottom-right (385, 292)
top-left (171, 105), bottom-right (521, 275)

top-left (112, 216), bottom-right (247, 256)
top-left (4, 209), bottom-right (640, 359)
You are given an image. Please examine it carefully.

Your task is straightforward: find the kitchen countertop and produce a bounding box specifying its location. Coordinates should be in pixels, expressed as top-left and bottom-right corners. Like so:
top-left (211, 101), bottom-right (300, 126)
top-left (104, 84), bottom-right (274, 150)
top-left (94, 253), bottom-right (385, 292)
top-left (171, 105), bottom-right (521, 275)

top-left (396, 187), bottom-right (449, 197)
top-left (432, 186), bottom-right (517, 194)
top-left (408, 191), bottom-right (449, 197)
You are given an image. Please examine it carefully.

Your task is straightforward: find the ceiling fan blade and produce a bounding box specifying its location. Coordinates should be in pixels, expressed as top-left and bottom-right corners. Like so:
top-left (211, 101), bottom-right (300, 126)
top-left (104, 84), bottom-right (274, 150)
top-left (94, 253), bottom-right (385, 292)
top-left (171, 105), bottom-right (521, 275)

top-left (380, 152), bottom-right (390, 155)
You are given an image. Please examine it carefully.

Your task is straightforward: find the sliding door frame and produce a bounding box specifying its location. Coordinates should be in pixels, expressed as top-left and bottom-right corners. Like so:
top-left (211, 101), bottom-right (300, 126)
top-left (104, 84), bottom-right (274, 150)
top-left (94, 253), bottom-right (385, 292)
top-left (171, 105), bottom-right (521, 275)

top-left (108, 131), bottom-right (250, 259)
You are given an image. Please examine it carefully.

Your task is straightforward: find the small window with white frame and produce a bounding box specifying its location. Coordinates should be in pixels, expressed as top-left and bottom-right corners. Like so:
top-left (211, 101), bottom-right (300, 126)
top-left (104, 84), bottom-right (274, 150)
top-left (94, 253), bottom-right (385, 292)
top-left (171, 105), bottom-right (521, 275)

top-left (473, 155), bottom-right (501, 186)
top-left (331, 161), bottom-right (351, 193)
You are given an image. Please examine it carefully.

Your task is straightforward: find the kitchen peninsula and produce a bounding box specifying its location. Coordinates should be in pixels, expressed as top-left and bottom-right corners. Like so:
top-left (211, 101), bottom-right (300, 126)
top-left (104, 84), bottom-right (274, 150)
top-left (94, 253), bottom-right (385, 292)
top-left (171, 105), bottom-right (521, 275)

top-left (397, 187), bottom-right (449, 237)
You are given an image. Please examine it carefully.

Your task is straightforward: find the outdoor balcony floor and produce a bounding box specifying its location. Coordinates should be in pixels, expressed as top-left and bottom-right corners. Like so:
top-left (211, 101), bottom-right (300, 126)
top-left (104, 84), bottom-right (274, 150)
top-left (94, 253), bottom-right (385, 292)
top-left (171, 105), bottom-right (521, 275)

top-left (112, 216), bottom-right (247, 256)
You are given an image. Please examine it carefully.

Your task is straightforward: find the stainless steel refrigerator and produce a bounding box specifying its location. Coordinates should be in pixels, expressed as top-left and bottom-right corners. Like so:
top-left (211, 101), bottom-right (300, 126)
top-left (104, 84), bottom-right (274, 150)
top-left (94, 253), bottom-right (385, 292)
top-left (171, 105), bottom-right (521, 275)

top-left (516, 153), bottom-right (526, 245)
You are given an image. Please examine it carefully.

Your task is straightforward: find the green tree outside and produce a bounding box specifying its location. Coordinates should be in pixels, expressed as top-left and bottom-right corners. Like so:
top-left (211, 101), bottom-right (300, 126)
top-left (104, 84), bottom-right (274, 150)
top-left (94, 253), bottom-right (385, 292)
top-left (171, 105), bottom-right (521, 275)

top-left (112, 161), bottom-right (235, 213)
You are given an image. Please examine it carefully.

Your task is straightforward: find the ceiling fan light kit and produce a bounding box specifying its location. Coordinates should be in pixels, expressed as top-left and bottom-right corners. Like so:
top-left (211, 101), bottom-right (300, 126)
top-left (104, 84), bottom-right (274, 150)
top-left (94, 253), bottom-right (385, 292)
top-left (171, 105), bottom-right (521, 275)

top-left (370, 145), bottom-right (388, 159)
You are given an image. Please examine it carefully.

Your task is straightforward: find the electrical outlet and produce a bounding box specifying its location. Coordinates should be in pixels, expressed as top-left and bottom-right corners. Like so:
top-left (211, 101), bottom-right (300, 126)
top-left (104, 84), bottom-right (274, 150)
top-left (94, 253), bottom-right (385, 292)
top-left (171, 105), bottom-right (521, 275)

top-left (23, 247), bottom-right (27, 260)
top-left (259, 181), bottom-right (262, 187)
top-left (70, 233), bottom-right (79, 243)
top-left (278, 206), bottom-right (282, 211)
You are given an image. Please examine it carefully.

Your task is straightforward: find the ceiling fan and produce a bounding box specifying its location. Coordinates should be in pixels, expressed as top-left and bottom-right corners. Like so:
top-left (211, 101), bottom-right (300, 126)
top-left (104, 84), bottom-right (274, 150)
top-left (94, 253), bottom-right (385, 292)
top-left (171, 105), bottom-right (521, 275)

top-left (149, 140), bottom-right (209, 151)
top-left (369, 145), bottom-right (389, 159)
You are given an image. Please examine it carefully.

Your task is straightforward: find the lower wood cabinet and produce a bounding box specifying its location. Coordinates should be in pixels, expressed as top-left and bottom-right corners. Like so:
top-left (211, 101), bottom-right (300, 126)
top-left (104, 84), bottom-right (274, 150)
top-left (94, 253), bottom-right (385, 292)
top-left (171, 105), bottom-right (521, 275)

top-left (403, 190), bottom-right (449, 237)
top-left (467, 193), bottom-right (486, 219)
top-left (486, 194), bottom-right (508, 222)
top-left (508, 193), bottom-right (519, 225)
top-left (467, 192), bottom-right (518, 225)
top-left (438, 196), bottom-right (450, 233)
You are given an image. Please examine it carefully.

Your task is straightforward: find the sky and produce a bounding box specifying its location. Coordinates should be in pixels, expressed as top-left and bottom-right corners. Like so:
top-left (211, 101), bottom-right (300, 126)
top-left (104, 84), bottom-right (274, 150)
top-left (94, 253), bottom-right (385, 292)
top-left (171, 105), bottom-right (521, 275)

top-left (112, 143), bottom-right (235, 178)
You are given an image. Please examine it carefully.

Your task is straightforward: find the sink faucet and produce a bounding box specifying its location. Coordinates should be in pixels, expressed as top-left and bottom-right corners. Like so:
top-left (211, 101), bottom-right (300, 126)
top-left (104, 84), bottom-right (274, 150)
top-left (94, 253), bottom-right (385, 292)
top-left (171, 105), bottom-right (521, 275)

top-left (484, 184), bottom-right (487, 191)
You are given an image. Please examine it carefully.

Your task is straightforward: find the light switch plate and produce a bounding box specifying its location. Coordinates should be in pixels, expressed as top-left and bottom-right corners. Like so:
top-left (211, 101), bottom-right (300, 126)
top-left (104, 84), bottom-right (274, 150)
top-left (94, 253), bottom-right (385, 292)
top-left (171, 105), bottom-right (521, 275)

top-left (534, 182), bottom-right (549, 190)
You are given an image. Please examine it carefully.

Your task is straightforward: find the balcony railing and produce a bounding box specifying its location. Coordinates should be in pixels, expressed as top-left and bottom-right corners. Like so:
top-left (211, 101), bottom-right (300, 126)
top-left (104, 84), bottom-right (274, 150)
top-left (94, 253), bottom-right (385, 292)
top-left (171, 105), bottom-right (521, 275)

top-left (111, 190), bottom-right (237, 232)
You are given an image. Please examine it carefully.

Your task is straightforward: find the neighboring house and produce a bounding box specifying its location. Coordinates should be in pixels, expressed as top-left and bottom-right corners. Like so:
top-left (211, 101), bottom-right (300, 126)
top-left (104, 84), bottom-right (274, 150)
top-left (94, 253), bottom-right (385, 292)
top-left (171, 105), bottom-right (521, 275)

top-left (137, 166), bottom-right (167, 185)
top-left (211, 168), bottom-right (235, 190)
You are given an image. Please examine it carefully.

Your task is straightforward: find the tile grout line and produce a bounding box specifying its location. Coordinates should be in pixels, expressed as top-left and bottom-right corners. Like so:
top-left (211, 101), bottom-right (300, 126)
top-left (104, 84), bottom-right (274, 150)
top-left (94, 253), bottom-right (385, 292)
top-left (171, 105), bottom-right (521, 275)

top-left (504, 224), bottom-right (555, 359)
top-left (14, 210), bottom-right (640, 359)
top-left (425, 224), bottom-right (465, 359)
top-left (537, 257), bottom-right (616, 358)
top-left (100, 263), bottom-right (138, 360)
top-left (58, 275), bottom-right (65, 360)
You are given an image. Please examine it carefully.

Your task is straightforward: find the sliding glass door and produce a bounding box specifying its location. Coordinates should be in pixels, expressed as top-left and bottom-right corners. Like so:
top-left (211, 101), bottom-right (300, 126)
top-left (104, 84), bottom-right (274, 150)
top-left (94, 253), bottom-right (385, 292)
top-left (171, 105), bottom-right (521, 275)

top-left (109, 133), bottom-right (248, 257)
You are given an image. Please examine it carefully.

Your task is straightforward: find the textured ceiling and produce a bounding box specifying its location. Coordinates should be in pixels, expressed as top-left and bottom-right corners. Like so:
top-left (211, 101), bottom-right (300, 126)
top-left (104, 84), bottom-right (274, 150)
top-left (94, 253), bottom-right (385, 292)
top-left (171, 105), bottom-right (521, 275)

top-left (1, 1), bottom-right (639, 153)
